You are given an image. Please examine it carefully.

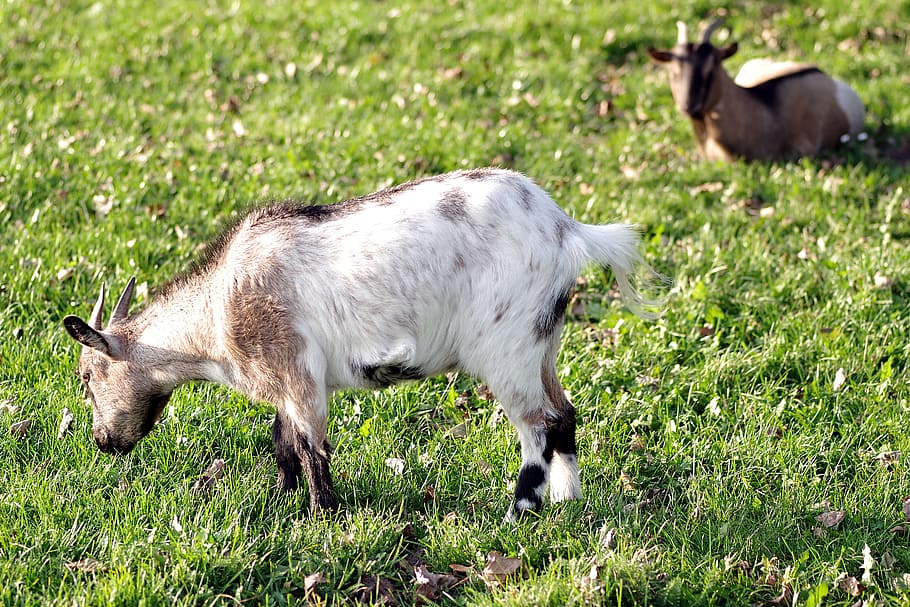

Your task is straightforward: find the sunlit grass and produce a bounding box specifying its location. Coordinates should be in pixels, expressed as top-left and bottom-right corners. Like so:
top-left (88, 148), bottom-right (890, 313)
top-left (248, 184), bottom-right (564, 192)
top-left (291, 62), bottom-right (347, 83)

top-left (1, 0), bottom-right (909, 605)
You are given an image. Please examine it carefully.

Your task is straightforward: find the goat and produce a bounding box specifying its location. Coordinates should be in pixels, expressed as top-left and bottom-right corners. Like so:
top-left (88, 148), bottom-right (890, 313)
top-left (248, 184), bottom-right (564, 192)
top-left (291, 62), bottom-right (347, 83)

top-left (648, 20), bottom-right (865, 161)
top-left (63, 168), bottom-right (661, 518)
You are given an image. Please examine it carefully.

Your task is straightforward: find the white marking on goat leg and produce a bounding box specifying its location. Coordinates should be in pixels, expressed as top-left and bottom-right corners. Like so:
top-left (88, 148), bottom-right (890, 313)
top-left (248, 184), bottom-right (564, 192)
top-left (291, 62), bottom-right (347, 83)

top-left (548, 451), bottom-right (581, 502)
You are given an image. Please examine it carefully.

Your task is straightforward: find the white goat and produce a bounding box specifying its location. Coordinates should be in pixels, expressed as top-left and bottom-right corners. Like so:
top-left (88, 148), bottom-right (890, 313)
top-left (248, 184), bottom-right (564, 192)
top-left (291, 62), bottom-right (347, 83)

top-left (63, 168), bottom-right (660, 518)
top-left (648, 20), bottom-right (865, 161)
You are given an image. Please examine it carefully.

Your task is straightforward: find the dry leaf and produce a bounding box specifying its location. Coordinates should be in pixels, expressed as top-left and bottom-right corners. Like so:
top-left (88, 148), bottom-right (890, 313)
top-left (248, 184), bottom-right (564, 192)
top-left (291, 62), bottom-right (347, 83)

top-left (893, 573), bottom-right (910, 592)
top-left (482, 552), bottom-right (523, 586)
top-left (303, 571), bottom-right (326, 593)
top-left (873, 272), bottom-right (892, 289)
top-left (689, 181), bottom-right (724, 196)
top-left (414, 564), bottom-right (458, 603)
top-left (903, 497), bottom-right (910, 522)
top-left (816, 510), bottom-right (846, 529)
top-left (446, 421), bottom-right (469, 438)
top-left (861, 544), bottom-right (874, 584)
top-left (833, 368), bottom-right (847, 392)
top-left (838, 575), bottom-right (864, 597)
top-left (57, 408), bottom-right (74, 439)
top-left (600, 526), bottom-right (617, 550)
top-left (0, 398), bottom-right (17, 415)
top-left (475, 384), bottom-right (495, 401)
top-left (10, 419), bottom-right (32, 438)
top-left (65, 557), bottom-right (107, 573)
top-left (355, 574), bottom-right (396, 605)
top-left (192, 458), bottom-right (226, 492)
top-left (449, 563), bottom-right (472, 575)
top-left (770, 584), bottom-right (794, 605)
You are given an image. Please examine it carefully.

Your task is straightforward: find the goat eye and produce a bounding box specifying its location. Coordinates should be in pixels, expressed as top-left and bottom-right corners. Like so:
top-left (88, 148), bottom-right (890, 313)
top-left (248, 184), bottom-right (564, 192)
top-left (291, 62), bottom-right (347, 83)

top-left (81, 371), bottom-right (91, 383)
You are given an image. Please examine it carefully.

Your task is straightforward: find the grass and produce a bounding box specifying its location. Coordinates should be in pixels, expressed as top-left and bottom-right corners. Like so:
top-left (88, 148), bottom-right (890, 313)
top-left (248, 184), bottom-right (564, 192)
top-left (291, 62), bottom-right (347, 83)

top-left (1, 0), bottom-right (909, 604)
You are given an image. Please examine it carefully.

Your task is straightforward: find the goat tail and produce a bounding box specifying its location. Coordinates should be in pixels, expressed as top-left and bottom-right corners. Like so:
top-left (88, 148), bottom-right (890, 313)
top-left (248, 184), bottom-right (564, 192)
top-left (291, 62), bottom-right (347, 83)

top-left (575, 223), bottom-right (669, 320)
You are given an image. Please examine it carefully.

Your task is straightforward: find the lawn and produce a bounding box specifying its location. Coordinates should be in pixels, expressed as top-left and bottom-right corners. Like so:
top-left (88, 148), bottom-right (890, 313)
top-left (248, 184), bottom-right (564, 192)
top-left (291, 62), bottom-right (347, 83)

top-left (1, 0), bottom-right (909, 605)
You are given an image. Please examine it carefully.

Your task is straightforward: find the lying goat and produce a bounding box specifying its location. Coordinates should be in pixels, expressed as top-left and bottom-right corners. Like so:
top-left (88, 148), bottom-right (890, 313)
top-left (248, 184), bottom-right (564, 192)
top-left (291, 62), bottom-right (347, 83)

top-left (63, 168), bottom-right (660, 518)
top-left (648, 20), bottom-right (865, 161)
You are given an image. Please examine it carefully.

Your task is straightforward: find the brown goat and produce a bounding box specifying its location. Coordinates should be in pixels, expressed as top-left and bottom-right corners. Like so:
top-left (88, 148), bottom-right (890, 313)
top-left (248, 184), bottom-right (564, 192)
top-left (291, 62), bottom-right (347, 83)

top-left (648, 20), bottom-right (865, 161)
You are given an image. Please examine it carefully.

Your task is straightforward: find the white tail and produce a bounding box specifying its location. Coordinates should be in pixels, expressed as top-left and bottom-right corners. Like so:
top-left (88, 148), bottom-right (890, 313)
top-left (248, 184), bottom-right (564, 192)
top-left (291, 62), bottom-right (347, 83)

top-left (577, 223), bottom-right (667, 319)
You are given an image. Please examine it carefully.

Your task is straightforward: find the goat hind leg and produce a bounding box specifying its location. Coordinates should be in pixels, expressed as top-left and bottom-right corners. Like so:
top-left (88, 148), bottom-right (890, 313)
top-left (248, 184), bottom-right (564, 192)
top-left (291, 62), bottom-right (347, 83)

top-left (272, 409), bottom-right (337, 513)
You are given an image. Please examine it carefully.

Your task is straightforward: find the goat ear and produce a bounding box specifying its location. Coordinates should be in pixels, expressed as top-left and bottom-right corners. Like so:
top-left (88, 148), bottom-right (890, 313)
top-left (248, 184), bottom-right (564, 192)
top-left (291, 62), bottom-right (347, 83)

top-left (718, 42), bottom-right (738, 60)
top-left (110, 276), bottom-right (136, 326)
top-left (647, 47), bottom-right (673, 63)
top-left (88, 283), bottom-right (106, 330)
top-left (64, 315), bottom-right (114, 355)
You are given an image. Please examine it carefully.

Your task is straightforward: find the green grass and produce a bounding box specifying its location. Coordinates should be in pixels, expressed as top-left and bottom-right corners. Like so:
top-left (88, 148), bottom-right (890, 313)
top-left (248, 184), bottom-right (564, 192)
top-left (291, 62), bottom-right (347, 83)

top-left (2, 0), bottom-right (909, 604)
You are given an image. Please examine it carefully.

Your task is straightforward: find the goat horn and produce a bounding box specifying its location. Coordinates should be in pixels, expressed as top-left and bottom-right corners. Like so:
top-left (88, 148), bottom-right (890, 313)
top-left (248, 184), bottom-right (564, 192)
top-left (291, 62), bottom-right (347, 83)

top-left (88, 283), bottom-right (106, 330)
top-left (676, 21), bottom-right (689, 45)
top-left (110, 276), bottom-right (136, 325)
top-left (700, 18), bottom-right (724, 43)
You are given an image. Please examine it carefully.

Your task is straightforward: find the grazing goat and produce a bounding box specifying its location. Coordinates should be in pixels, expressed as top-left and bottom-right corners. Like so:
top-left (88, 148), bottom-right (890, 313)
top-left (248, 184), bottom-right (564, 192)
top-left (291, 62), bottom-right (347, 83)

top-left (648, 20), bottom-right (865, 161)
top-left (63, 168), bottom-right (661, 518)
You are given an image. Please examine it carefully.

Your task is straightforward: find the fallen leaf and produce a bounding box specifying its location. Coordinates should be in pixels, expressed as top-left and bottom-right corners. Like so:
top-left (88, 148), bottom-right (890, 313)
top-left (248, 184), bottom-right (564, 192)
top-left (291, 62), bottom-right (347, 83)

top-left (385, 457), bottom-right (405, 475)
top-left (889, 525), bottom-right (908, 534)
top-left (414, 564), bottom-right (458, 603)
top-left (482, 552), bottom-right (523, 586)
top-left (833, 368), bottom-right (847, 392)
top-left (10, 419), bottom-right (32, 438)
top-left (303, 571), bottom-right (326, 593)
top-left (893, 573), bottom-right (910, 592)
top-left (689, 181), bottom-right (724, 196)
top-left (475, 384), bottom-right (495, 401)
top-left (355, 574), bottom-right (396, 605)
top-left (873, 272), bottom-right (892, 289)
top-left (284, 62), bottom-right (297, 78)
top-left (874, 450), bottom-right (900, 467)
top-left (838, 575), bottom-right (864, 597)
top-left (903, 497), bottom-right (910, 522)
top-left (56, 267), bottom-right (74, 282)
top-left (860, 544), bottom-right (874, 585)
top-left (446, 421), bottom-right (469, 438)
top-left (449, 563), bottom-right (472, 575)
top-left (816, 510), bottom-right (846, 529)
top-left (0, 398), bottom-right (18, 415)
top-left (64, 557), bottom-right (107, 573)
top-left (770, 584), bottom-right (794, 605)
top-left (192, 458), bottom-right (226, 492)
top-left (600, 526), bottom-right (617, 550)
top-left (57, 408), bottom-right (74, 439)
top-left (92, 194), bottom-right (113, 216)
top-left (812, 526), bottom-right (827, 538)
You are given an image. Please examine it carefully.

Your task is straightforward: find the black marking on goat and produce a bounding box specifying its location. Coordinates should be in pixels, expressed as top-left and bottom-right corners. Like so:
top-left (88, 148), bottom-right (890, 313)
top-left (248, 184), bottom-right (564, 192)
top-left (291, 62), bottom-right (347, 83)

top-left (273, 412), bottom-right (302, 492)
top-left (299, 437), bottom-right (338, 512)
top-left (359, 363), bottom-right (426, 387)
top-left (438, 189), bottom-right (469, 221)
top-left (553, 220), bottom-right (569, 247)
top-left (744, 67), bottom-right (823, 109)
top-left (514, 464), bottom-right (546, 508)
top-left (543, 407), bottom-right (577, 463)
top-left (533, 287), bottom-right (572, 340)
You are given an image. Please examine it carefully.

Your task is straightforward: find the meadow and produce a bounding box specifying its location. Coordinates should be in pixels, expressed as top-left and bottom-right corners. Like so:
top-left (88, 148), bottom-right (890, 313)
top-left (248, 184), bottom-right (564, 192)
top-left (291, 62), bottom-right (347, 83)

top-left (1, 0), bottom-right (909, 604)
